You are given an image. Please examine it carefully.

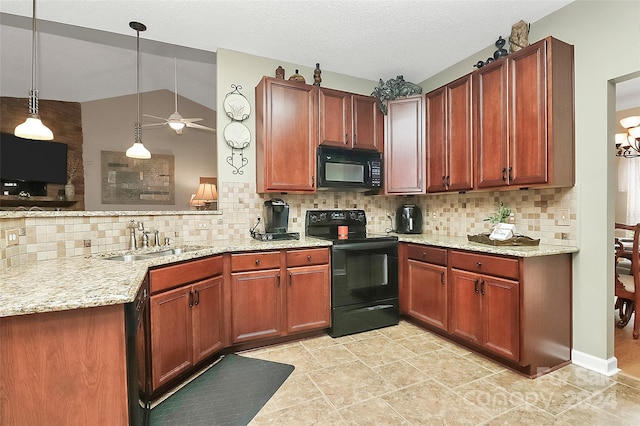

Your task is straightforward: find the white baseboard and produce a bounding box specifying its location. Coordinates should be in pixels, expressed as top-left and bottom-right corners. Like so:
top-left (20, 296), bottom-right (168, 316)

top-left (571, 349), bottom-right (620, 376)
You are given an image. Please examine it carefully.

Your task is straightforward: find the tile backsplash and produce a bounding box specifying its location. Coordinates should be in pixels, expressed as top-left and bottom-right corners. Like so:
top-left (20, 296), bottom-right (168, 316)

top-left (1, 182), bottom-right (577, 269)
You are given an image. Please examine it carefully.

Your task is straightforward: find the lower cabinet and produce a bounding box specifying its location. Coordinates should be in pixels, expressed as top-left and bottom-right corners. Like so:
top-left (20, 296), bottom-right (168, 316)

top-left (230, 248), bottom-right (330, 344)
top-left (403, 244), bottom-right (448, 332)
top-left (149, 256), bottom-right (224, 391)
top-left (449, 268), bottom-right (519, 361)
top-left (400, 243), bottom-right (572, 377)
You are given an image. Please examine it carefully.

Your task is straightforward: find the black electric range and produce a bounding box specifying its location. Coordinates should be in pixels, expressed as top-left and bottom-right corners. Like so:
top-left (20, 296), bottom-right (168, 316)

top-left (305, 209), bottom-right (399, 337)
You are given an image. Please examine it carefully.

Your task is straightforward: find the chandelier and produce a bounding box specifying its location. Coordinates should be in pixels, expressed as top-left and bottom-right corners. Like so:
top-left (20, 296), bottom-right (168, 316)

top-left (615, 116), bottom-right (640, 158)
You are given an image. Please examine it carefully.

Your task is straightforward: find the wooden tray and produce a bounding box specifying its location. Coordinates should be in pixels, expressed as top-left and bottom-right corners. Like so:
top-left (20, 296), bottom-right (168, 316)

top-left (467, 233), bottom-right (540, 246)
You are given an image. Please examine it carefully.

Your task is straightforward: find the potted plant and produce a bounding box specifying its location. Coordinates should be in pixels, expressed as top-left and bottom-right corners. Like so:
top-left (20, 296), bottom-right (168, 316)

top-left (483, 202), bottom-right (512, 225)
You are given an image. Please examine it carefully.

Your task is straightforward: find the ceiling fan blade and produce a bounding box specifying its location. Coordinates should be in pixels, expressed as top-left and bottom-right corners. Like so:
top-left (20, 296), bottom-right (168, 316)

top-left (142, 122), bottom-right (168, 128)
top-left (180, 118), bottom-right (203, 123)
top-left (186, 122), bottom-right (216, 132)
top-left (143, 114), bottom-right (169, 122)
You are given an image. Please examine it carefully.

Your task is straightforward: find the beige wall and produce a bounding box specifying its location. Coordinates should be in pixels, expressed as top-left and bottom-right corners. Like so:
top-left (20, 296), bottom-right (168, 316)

top-left (82, 89), bottom-right (217, 211)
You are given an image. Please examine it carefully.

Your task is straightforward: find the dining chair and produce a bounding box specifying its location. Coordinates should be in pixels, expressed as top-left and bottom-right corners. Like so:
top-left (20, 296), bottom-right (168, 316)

top-left (614, 222), bottom-right (640, 339)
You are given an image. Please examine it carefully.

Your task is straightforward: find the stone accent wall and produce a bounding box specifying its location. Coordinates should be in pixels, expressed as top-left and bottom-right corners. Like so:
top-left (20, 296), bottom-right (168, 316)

top-left (0, 97), bottom-right (84, 210)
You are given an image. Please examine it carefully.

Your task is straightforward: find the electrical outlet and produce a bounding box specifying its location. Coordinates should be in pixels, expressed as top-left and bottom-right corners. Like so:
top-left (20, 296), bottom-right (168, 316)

top-left (557, 208), bottom-right (570, 226)
top-left (508, 209), bottom-right (516, 224)
top-left (83, 239), bottom-right (92, 248)
top-left (197, 221), bottom-right (210, 230)
top-left (6, 228), bottom-right (19, 246)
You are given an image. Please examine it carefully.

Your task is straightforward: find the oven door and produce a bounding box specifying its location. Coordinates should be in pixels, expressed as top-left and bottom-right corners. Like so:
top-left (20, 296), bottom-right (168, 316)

top-left (331, 240), bottom-right (398, 307)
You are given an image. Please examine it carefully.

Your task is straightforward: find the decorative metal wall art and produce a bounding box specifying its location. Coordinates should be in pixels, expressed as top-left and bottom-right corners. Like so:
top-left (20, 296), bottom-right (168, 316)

top-left (223, 84), bottom-right (250, 175)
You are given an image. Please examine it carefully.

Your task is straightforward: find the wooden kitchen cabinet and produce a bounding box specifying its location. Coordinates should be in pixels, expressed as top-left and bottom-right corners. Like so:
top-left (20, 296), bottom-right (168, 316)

top-left (384, 95), bottom-right (426, 194)
top-left (404, 244), bottom-right (448, 332)
top-left (149, 256), bottom-right (224, 391)
top-left (474, 36), bottom-right (574, 189)
top-left (286, 248), bottom-right (331, 333)
top-left (256, 76), bottom-right (318, 193)
top-left (319, 88), bottom-right (383, 151)
top-left (229, 248), bottom-right (330, 344)
top-left (449, 268), bottom-right (520, 361)
top-left (426, 74), bottom-right (473, 193)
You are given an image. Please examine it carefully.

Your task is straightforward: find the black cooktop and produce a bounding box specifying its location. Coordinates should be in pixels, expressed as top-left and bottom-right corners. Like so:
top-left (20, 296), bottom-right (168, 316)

top-left (305, 209), bottom-right (398, 244)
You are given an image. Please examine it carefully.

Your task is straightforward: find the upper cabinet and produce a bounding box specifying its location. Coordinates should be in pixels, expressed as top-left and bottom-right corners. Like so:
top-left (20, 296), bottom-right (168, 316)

top-left (256, 77), bottom-right (318, 193)
top-left (384, 96), bottom-right (426, 194)
top-left (474, 36), bottom-right (575, 190)
top-left (319, 88), bottom-right (383, 151)
top-left (426, 74), bottom-right (473, 193)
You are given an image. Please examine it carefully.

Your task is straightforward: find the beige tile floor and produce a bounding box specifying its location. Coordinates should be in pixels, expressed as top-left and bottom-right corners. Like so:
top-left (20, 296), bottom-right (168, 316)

top-left (242, 321), bottom-right (640, 425)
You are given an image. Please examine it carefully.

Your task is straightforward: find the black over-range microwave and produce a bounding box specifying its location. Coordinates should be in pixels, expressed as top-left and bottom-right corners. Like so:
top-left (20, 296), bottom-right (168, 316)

top-left (316, 146), bottom-right (383, 190)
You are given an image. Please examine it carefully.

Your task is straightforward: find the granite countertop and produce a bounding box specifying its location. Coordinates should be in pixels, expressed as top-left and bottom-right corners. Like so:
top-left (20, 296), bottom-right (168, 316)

top-left (1, 233), bottom-right (577, 318)
top-left (0, 236), bottom-right (331, 318)
top-left (396, 234), bottom-right (579, 257)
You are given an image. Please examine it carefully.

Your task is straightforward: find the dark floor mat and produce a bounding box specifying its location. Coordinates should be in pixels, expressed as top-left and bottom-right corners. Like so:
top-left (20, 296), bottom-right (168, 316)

top-left (150, 354), bottom-right (295, 426)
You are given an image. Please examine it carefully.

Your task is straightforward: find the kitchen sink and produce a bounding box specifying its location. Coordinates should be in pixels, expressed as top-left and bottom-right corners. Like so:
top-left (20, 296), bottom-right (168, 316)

top-left (104, 246), bottom-right (203, 261)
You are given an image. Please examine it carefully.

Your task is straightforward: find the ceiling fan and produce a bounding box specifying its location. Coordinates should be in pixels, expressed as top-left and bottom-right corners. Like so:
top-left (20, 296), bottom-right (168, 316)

top-left (142, 58), bottom-right (215, 135)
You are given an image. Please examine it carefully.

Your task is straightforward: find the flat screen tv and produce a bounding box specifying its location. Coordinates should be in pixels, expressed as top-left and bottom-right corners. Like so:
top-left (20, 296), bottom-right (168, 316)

top-left (0, 133), bottom-right (68, 184)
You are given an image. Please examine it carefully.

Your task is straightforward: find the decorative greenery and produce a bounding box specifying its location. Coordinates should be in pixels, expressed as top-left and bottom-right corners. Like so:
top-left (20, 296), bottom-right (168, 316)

top-left (484, 202), bottom-right (512, 224)
top-left (67, 158), bottom-right (82, 184)
top-left (371, 75), bottom-right (422, 115)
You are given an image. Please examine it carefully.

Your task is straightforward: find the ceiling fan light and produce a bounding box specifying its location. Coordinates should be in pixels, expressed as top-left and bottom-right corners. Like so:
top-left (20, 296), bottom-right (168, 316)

top-left (14, 115), bottom-right (54, 140)
top-left (126, 141), bottom-right (151, 159)
top-left (620, 116), bottom-right (640, 129)
top-left (169, 121), bottom-right (186, 130)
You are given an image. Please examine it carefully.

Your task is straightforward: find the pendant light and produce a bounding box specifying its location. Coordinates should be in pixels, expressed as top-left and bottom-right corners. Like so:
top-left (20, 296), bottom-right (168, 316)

top-left (14, 0), bottom-right (54, 141)
top-left (125, 21), bottom-right (151, 159)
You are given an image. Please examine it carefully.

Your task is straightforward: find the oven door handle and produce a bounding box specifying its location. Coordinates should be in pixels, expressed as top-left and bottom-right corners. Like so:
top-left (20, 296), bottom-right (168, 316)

top-left (331, 241), bottom-right (398, 251)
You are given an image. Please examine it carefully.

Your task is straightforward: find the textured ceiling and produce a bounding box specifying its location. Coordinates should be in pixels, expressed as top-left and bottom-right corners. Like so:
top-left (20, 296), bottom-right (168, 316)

top-left (5, 0), bottom-right (636, 112)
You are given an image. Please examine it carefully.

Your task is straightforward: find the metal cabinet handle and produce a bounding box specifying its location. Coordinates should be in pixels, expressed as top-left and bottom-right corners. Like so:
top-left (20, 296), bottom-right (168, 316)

top-left (508, 166), bottom-right (513, 181)
top-left (502, 167), bottom-right (507, 181)
top-left (307, 255), bottom-right (312, 261)
top-left (480, 280), bottom-right (486, 295)
top-left (255, 259), bottom-right (260, 265)
top-left (289, 272), bottom-right (293, 286)
top-left (194, 289), bottom-right (200, 306)
top-left (440, 271), bottom-right (445, 285)
top-left (476, 261), bottom-right (482, 268)
top-left (277, 273), bottom-right (280, 287)
top-left (474, 279), bottom-right (479, 294)
top-left (446, 175), bottom-right (450, 188)
top-left (188, 290), bottom-right (194, 307)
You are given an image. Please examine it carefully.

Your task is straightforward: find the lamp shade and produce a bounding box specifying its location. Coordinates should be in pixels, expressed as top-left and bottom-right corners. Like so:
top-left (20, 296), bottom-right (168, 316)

top-left (628, 126), bottom-right (640, 139)
top-left (193, 183), bottom-right (218, 202)
top-left (620, 116), bottom-right (640, 129)
top-left (125, 141), bottom-right (151, 159)
top-left (14, 115), bottom-right (54, 140)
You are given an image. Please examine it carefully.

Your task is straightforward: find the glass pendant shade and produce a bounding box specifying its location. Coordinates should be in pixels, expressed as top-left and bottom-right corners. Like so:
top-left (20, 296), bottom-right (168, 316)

top-left (14, 115), bottom-right (54, 140)
top-left (15, 0), bottom-right (54, 141)
top-left (168, 121), bottom-right (185, 131)
top-left (126, 141), bottom-right (151, 159)
top-left (620, 116), bottom-right (640, 129)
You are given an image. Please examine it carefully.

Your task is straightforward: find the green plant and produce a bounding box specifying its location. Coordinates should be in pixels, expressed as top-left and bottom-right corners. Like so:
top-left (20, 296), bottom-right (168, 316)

top-left (484, 202), bottom-right (512, 224)
top-left (371, 75), bottom-right (422, 114)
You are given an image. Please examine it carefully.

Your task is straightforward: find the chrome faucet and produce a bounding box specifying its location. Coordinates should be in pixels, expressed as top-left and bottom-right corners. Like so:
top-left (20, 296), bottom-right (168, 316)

top-left (154, 230), bottom-right (160, 247)
top-left (128, 220), bottom-right (137, 250)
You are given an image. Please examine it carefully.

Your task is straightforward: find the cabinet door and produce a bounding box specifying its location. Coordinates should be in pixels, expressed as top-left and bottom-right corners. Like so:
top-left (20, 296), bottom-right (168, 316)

top-left (508, 40), bottom-right (547, 186)
top-left (256, 77), bottom-right (317, 192)
top-left (449, 269), bottom-right (482, 345)
top-left (230, 269), bottom-right (281, 343)
top-left (192, 276), bottom-right (224, 364)
top-left (474, 60), bottom-right (508, 189)
top-left (319, 88), bottom-right (352, 148)
top-left (406, 259), bottom-right (448, 331)
top-left (447, 75), bottom-right (473, 191)
top-left (385, 96), bottom-right (426, 194)
top-left (352, 94), bottom-right (383, 151)
top-left (482, 275), bottom-right (520, 361)
top-left (150, 286), bottom-right (193, 390)
top-left (426, 87), bottom-right (447, 193)
top-left (286, 264), bottom-right (331, 334)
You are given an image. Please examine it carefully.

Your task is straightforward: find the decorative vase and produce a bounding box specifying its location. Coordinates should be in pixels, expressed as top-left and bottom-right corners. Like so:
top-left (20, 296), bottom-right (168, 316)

top-left (65, 182), bottom-right (75, 201)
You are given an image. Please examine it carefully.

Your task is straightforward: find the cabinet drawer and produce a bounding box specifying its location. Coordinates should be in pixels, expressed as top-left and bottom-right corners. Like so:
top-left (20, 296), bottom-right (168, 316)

top-left (449, 250), bottom-right (519, 280)
top-left (286, 248), bottom-right (330, 267)
top-left (231, 251), bottom-right (280, 272)
top-left (149, 255), bottom-right (222, 294)
top-left (406, 244), bottom-right (447, 266)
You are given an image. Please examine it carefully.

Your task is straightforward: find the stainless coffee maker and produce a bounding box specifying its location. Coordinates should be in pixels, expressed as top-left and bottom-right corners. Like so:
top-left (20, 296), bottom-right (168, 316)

top-left (263, 198), bottom-right (290, 234)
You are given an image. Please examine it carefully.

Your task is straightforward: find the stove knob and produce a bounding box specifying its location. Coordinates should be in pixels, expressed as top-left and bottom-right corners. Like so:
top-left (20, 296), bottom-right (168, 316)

top-left (357, 213), bottom-right (365, 222)
top-left (349, 211), bottom-right (357, 220)
top-left (320, 212), bottom-right (327, 221)
top-left (310, 214), bottom-right (318, 223)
